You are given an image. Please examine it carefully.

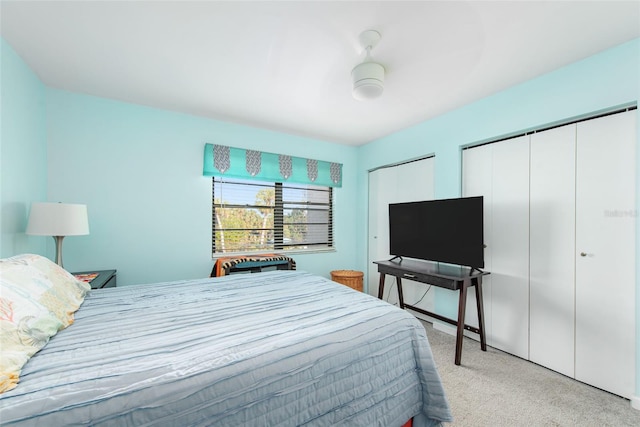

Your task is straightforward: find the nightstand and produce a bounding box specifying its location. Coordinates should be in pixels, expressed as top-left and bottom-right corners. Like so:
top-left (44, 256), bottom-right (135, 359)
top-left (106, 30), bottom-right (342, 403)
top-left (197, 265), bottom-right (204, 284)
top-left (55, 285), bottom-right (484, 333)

top-left (72, 269), bottom-right (117, 289)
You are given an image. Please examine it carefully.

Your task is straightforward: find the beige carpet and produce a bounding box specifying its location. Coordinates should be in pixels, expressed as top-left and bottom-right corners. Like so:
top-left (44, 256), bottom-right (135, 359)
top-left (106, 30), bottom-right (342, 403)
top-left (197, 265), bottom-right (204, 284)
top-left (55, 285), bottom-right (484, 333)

top-left (420, 320), bottom-right (640, 426)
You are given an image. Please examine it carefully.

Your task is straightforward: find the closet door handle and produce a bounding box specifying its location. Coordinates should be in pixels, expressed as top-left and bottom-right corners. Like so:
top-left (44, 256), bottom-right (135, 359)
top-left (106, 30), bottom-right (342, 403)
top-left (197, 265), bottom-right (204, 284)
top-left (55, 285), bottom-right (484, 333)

top-left (580, 252), bottom-right (587, 257)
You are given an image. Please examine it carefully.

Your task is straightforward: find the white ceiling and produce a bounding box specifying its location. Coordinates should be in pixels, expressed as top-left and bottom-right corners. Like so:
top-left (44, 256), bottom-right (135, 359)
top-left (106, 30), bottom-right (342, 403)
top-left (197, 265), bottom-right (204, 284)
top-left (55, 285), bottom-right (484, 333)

top-left (1, 1), bottom-right (639, 146)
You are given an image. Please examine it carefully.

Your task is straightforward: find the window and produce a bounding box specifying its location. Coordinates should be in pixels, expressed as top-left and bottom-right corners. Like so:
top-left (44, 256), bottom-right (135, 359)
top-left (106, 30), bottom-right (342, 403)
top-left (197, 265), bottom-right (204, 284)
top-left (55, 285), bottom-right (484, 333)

top-left (212, 178), bottom-right (333, 254)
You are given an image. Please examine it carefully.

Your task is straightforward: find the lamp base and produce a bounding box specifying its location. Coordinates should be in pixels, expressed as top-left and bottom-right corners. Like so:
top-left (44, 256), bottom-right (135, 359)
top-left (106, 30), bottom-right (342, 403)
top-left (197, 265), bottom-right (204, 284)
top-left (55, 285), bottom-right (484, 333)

top-left (53, 235), bottom-right (66, 268)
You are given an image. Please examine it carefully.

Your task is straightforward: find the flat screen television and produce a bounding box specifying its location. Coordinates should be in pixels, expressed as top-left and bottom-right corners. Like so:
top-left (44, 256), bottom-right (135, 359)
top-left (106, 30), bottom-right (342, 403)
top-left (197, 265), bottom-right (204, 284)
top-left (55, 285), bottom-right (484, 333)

top-left (388, 196), bottom-right (484, 269)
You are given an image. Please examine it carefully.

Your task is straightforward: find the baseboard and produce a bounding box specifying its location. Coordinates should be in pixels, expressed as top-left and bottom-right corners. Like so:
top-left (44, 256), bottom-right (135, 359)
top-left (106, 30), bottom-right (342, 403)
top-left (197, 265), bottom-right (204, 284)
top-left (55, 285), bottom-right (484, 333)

top-left (631, 395), bottom-right (640, 410)
top-left (410, 312), bottom-right (436, 326)
top-left (408, 309), bottom-right (469, 338)
top-left (433, 321), bottom-right (457, 336)
top-left (431, 320), bottom-right (482, 341)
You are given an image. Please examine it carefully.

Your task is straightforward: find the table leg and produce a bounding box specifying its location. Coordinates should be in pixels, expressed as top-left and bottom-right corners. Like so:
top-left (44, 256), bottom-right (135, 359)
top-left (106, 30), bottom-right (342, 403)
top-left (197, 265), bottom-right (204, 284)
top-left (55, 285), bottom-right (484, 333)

top-left (378, 273), bottom-right (386, 300)
top-left (474, 277), bottom-right (487, 352)
top-left (455, 279), bottom-right (469, 365)
top-left (396, 277), bottom-right (405, 309)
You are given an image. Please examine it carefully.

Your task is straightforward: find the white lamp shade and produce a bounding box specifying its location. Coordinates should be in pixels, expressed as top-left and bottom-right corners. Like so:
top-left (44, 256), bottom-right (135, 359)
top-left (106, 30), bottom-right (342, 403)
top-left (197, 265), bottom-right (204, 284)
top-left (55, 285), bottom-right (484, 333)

top-left (26, 202), bottom-right (89, 236)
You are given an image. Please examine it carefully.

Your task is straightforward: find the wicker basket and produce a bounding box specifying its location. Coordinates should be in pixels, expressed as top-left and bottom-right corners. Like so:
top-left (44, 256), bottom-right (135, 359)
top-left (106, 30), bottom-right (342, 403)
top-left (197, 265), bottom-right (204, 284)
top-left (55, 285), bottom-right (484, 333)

top-left (330, 270), bottom-right (364, 292)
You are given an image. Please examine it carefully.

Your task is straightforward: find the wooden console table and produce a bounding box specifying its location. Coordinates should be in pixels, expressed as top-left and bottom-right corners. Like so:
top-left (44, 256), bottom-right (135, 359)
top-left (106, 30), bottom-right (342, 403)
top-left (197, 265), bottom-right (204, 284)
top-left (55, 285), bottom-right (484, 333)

top-left (374, 259), bottom-right (489, 365)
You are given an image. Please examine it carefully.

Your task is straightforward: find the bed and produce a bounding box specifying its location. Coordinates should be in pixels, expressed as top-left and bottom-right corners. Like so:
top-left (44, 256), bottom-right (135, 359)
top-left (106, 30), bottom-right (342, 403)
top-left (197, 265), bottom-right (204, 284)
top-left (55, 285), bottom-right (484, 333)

top-left (0, 254), bottom-right (452, 426)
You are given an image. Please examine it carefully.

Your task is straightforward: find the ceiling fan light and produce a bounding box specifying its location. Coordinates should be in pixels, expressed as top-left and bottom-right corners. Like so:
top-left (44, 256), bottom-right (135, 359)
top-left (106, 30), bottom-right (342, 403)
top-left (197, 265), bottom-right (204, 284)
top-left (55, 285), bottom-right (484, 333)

top-left (352, 61), bottom-right (385, 100)
top-left (353, 79), bottom-right (384, 100)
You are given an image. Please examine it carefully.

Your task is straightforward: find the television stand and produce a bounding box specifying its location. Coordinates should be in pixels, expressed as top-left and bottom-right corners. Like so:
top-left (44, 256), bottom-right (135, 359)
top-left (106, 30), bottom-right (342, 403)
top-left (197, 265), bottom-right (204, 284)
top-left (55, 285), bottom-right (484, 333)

top-left (469, 266), bottom-right (484, 275)
top-left (374, 259), bottom-right (490, 365)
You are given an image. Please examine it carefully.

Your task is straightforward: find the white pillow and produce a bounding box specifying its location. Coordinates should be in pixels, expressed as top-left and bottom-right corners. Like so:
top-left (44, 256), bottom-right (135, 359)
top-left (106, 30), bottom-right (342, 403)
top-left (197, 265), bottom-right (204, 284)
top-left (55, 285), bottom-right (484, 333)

top-left (0, 254), bottom-right (90, 393)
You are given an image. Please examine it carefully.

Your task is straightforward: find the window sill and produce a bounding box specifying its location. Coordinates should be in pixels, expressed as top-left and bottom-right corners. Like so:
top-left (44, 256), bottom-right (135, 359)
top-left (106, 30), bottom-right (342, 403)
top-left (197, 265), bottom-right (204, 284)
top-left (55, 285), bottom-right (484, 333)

top-left (211, 248), bottom-right (336, 259)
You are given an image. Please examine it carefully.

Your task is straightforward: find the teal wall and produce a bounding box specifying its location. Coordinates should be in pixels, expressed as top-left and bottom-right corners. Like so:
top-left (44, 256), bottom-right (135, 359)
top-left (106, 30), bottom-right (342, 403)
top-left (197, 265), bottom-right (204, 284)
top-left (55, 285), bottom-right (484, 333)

top-left (44, 89), bottom-right (358, 285)
top-left (0, 39), bottom-right (47, 258)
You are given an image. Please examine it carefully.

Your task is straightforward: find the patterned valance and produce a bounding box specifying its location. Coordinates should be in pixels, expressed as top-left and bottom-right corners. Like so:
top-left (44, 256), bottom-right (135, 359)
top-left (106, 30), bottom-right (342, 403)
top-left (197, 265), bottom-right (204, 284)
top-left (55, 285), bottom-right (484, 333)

top-left (203, 144), bottom-right (342, 187)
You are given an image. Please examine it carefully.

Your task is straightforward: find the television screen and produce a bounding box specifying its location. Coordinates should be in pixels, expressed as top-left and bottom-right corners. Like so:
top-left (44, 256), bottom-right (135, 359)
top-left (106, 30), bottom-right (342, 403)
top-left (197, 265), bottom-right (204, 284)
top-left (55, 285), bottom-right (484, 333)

top-left (388, 196), bottom-right (484, 268)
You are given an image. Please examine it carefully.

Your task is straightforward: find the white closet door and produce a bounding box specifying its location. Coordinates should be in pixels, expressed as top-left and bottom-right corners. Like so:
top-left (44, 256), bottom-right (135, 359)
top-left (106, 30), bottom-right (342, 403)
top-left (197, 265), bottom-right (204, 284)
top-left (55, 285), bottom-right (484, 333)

top-left (462, 145), bottom-right (493, 342)
top-left (367, 158), bottom-right (435, 305)
top-left (462, 137), bottom-right (529, 358)
top-left (575, 110), bottom-right (636, 398)
top-left (394, 159), bottom-right (434, 202)
top-left (393, 159), bottom-right (435, 308)
top-left (489, 136), bottom-right (530, 359)
top-left (368, 166), bottom-right (398, 298)
top-left (529, 124), bottom-right (576, 377)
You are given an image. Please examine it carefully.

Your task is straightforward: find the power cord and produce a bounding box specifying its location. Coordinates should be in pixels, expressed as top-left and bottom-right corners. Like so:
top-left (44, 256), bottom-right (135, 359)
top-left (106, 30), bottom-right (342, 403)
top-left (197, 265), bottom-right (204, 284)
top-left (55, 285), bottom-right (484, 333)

top-left (382, 277), bottom-right (432, 306)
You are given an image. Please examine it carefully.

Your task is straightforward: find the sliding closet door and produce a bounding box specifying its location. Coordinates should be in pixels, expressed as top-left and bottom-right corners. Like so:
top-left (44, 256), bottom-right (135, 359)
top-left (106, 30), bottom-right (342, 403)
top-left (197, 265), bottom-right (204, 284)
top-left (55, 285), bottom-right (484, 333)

top-left (368, 166), bottom-right (398, 298)
top-left (462, 145), bottom-right (493, 341)
top-left (462, 109), bottom-right (635, 395)
top-left (392, 160), bottom-right (436, 309)
top-left (574, 110), bottom-right (636, 398)
top-left (462, 137), bottom-right (529, 359)
top-left (529, 124), bottom-right (576, 377)
top-left (488, 137), bottom-right (530, 359)
top-left (367, 158), bottom-right (434, 306)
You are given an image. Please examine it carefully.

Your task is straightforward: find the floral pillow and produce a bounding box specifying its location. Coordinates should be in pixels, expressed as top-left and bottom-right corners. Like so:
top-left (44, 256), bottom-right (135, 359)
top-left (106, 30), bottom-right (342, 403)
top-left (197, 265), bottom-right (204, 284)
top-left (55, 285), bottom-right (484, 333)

top-left (2, 254), bottom-right (90, 327)
top-left (0, 254), bottom-right (90, 393)
top-left (0, 278), bottom-right (64, 393)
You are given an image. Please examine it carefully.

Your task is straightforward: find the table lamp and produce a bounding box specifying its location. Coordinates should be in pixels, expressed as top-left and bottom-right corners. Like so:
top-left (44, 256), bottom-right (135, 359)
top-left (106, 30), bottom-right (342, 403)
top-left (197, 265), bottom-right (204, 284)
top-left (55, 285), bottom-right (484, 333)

top-left (26, 202), bottom-right (90, 268)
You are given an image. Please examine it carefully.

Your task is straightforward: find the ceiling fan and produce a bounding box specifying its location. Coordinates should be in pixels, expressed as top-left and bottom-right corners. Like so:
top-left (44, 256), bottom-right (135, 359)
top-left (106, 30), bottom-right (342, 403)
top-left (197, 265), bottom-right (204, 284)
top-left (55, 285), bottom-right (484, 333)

top-left (351, 29), bottom-right (385, 101)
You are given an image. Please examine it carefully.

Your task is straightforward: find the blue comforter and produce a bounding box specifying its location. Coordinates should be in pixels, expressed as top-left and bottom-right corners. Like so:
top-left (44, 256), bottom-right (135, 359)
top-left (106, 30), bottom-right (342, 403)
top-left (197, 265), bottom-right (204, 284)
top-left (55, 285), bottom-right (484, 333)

top-left (0, 270), bottom-right (452, 426)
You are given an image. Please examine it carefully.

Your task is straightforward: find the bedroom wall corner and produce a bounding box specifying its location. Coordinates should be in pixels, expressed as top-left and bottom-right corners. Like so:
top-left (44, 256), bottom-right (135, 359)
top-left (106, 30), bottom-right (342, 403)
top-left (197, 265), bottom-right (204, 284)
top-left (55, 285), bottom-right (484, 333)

top-left (44, 89), bottom-right (359, 285)
top-left (0, 38), bottom-right (48, 258)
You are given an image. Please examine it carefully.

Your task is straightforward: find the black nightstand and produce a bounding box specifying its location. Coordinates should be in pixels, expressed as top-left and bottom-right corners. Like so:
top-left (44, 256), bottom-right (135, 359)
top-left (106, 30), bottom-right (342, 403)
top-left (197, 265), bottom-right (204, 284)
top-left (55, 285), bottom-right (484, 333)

top-left (72, 269), bottom-right (117, 289)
